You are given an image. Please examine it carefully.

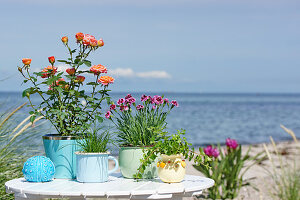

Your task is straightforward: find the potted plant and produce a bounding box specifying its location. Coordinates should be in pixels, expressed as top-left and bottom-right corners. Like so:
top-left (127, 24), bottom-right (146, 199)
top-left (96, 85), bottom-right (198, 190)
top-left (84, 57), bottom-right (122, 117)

top-left (134, 129), bottom-right (211, 183)
top-left (106, 94), bottom-right (178, 178)
top-left (75, 126), bottom-right (118, 183)
top-left (18, 33), bottom-right (114, 179)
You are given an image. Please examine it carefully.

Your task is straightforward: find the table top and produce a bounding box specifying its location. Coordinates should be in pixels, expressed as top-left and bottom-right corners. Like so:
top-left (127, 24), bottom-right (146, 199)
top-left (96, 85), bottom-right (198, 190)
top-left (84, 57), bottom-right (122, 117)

top-left (6, 173), bottom-right (214, 199)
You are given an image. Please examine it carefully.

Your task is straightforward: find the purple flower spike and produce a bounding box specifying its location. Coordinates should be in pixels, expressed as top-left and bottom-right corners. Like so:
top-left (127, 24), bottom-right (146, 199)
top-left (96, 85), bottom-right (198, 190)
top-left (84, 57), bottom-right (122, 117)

top-left (226, 138), bottom-right (238, 149)
top-left (171, 100), bottom-right (179, 107)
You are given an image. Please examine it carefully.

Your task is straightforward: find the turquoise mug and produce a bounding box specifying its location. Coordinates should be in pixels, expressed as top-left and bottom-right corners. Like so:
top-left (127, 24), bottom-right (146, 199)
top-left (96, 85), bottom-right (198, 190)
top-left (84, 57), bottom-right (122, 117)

top-left (75, 152), bottom-right (118, 183)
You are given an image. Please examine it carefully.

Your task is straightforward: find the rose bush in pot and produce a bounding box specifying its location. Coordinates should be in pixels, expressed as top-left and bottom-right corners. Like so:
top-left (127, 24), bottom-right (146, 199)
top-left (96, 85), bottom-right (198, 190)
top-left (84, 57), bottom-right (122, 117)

top-left (18, 32), bottom-right (114, 179)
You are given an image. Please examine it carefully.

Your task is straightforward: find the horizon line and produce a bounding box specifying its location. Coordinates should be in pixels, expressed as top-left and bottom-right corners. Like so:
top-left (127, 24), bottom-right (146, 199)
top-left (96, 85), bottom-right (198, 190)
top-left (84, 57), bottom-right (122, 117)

top-left (2, 91), bottom-right (300, 95)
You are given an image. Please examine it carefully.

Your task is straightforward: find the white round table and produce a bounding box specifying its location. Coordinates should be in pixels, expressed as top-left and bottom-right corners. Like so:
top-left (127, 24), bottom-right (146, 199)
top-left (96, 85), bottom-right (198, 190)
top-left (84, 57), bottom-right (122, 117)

top-left (6, 173), bottom-right (214, 200)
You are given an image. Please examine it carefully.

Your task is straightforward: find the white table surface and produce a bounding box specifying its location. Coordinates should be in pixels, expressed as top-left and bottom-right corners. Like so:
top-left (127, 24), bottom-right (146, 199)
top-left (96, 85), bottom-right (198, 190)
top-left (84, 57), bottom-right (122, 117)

top-left (6, 173), bottom-right (214, 200)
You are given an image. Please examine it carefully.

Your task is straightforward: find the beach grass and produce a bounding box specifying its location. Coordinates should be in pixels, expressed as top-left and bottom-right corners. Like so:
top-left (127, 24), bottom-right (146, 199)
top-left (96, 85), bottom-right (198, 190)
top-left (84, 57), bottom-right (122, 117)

top-left (0, 103), bottom-right (43, 200)
top-left (263, 125), bottom-right (300, 200)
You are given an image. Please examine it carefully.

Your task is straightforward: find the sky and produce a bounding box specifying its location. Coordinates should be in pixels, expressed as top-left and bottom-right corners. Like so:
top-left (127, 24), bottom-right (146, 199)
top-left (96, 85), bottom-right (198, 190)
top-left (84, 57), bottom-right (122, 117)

top-left (0, 0), bottom-right (299, 93)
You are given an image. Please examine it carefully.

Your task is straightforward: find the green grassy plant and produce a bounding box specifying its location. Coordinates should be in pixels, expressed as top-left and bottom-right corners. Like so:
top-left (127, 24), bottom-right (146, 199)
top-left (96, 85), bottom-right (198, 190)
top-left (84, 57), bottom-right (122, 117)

top-left (77, 126), bottom-right (113, 153)
top-left (263, 125), bottom-right (300, 200)
top-left (0, 103), bottom-right (43, 200)
top-left (194, 139), bottom-right (265, 199)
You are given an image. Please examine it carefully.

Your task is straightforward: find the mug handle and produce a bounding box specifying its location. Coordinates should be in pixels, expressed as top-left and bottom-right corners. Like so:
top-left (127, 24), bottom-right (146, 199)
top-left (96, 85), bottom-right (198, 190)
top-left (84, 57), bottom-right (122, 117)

top-left (108, 156), bottom-right (119, 175)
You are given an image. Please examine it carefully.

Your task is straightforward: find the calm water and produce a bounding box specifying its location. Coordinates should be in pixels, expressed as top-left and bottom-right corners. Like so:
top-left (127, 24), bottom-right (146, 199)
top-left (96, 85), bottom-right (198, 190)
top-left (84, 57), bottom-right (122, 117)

top-left (1, 92), bottom-right (300, 149)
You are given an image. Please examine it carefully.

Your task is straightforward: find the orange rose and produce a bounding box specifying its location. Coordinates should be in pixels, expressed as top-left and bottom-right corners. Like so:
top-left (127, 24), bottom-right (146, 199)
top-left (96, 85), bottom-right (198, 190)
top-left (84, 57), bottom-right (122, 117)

top-left (75, 32), bottom-right (84, 41)
top-left (41, 66), bottom-right (57, 78)
top-left (90, 38), bottom-right (98, 47)
top-left (98, 76), bottom-right (114, 86)
top-left (82, 37), bottom-right (90, 46)
top-left (97, 39), bottom-right (104, 47)
top-left (61, 36), bottom-right (68, 44)
top-left (56, 78), bottom-right (65, 85)
top-left (90, 64), bottom-right (107, 75)
top-left (48, 56), bottom-right (55, 64)
top-left (76, 75), bottom-right (85, 83)
top-left (66, 68), bottom-right (75, 75)
top-left (22, 58), bottom-right (32, 65)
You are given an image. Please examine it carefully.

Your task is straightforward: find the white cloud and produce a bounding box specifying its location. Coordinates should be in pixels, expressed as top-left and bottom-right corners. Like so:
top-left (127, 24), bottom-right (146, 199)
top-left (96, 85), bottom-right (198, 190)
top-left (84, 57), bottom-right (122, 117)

top-left (137, 71), bottom-right (171, 79)
top-left (110, 68), bottom-right (135, 77)
top-left (110, 68), bottom-right (171, 79)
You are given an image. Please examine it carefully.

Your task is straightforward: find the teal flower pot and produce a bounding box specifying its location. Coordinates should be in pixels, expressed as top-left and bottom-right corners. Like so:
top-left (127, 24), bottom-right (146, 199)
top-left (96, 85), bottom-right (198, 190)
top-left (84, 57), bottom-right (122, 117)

top-left (119, 147), bottom-right (158, 179)
top-left (43, 134), bottom-right (82, 179)
top-left (76, 152), bottom-right (119, 183)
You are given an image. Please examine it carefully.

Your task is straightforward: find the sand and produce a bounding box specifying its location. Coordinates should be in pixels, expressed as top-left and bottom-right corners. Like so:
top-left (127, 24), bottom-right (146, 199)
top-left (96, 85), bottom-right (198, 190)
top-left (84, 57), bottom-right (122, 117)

top-left (109, 140), bottom-right (300, 200)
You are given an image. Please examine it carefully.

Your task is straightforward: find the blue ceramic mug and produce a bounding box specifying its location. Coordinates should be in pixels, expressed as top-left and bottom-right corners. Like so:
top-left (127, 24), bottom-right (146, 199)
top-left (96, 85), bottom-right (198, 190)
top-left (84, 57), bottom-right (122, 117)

top-left (76, 152), bottom-right (119, 183)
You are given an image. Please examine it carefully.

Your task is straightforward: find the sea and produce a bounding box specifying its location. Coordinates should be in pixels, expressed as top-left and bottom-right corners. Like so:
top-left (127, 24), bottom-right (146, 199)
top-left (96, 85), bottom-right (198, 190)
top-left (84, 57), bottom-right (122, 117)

top-left (1, 92), bottom-right (300, 152)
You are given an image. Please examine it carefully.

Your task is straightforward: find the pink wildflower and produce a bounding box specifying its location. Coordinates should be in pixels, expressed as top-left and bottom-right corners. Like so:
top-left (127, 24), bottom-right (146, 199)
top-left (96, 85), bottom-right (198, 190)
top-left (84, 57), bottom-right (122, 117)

top-left (110, 104), bottom-right (116, 110)
top-left (120, 105), bottom-right (129, 112)
top-left (204, 145), bottom-right (219, 158)
top-left (153, 95), bottom-right (164, 104)
top-left (136, 105), bottom-right (144, 110)
top-left (149, 96), bottom-right (156, 104)
top-left (105, 111), bottom-right (111, 119)
top-left (141, 94), bottom-right (148, 101)
top-left (117, 98), bottom-right (125, 105)
top-left (152, 105), bottom-right (156, 109)
top-left (226, 138), bottom-right (238, 149)
top-left (164, 98), bottom-right (169, 103)
top-left (171, 100), bottom-right (179, 107)
top-left (125, 94), bottom-right (132, 100)
top-left (128, 97), bottom-right (136, 104)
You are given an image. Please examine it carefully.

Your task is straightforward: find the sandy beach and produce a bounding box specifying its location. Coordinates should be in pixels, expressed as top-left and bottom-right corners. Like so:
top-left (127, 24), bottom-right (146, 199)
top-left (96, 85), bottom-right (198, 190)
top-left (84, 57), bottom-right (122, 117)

top-left (109, 140), bottom-right (299, 200)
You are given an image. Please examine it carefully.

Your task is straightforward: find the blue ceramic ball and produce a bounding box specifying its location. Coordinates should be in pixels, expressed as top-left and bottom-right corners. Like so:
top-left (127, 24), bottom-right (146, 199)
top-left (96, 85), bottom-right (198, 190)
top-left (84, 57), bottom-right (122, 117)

top-left (22, 156), bottom-right (55, 182)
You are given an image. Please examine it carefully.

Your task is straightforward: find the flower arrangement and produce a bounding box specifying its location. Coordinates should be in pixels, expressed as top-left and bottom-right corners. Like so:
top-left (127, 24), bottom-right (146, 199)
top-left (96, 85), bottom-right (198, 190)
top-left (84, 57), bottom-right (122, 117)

top-left (106, 94), bottom-right (178, 147)
top-left (18, 33), bottom-right (114, 136)
top-left (194, 138), bottom-right (265, 199)
top-left (133, 129), bottom-right (211, 179)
